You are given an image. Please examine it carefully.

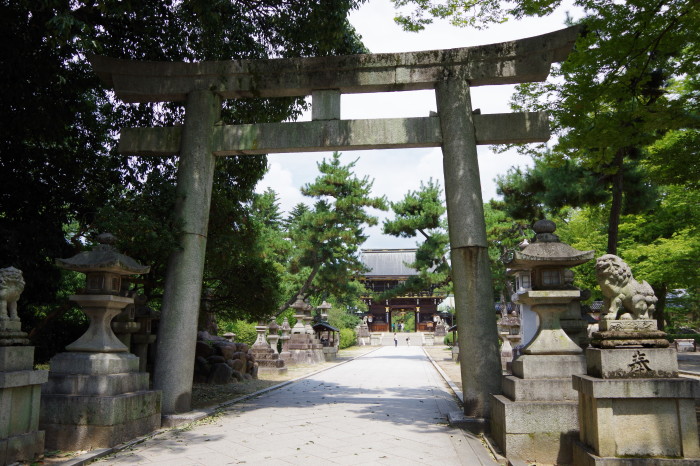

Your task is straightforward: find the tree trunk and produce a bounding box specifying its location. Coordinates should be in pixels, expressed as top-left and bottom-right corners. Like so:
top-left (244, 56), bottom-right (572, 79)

top-left (606, 148), bottom-right (626, 255)
top-left (652, 283), bottom-right (667, 331)
top-left (276, 262), bottom-right (322, 315)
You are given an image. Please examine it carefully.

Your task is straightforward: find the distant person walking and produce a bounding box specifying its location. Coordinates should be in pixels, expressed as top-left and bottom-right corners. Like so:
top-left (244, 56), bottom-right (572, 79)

top-left (394, 333), bottom-right (398, 347)
top-left (406, 337), bottom-right (410, 346)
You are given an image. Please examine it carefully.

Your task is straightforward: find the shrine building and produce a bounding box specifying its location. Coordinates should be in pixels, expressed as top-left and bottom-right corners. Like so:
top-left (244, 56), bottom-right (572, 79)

top-left (360, 249), bottom-right (446, 333)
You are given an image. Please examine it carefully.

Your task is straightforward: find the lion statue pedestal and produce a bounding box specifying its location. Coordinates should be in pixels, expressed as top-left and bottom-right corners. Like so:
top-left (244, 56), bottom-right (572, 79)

top-left (572, 255), bottom-right (700, 465)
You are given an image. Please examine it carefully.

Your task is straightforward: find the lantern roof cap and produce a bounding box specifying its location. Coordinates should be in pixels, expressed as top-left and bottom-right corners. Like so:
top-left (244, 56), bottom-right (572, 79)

top-left (504, 220), bottom-right (594, 268)
top-left (56, 233), bottom-right (150, 275)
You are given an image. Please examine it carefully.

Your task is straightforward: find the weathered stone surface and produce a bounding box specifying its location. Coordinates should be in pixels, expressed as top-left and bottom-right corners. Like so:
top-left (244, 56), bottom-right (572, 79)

top-left (0, 430), bottom-right (44, 466)
top-left (512, 354), bottom-right (586, 379)
top-left (195, 341), bottom-right (213, 358)
top-left (0, 346), bottom-right (34, 372)
top-left (41, 372), bottom-right (148, 396)
top-left (90, 26), bottom-right (580, 102)
top-left (207, 363), bottom-right (232, 385)
top-left (502, 376), bottom-right (578, 402)
top-left (120, 112), bottom-right (550, 156)
top-left (575, 381), bottom-right (699, 459)
top-left (227, 358), bottom-right (244, 372)
top-left (585, 347), bottom-right (678, 379)
top-left (573, 440), bottom-right (700, 466)
top-left (49, 352), bottom-right (139, 375)
top-left (598, 319), bottom-right (658, 332)
top-left (573, 374), bottom-right (699, 399)
top-left (0, 370), bottom-right (47, 390)
top-left (206, 355), bottom-right (225, 365)
top-left (231, 370), bottom-right (244, 382)
top-left (491, 394), bottom-right (579, 464)
top-left (42, 412), bottom-right (160, 451)
top-left (216, 343), bottom-right (236, 360)
top-left (40, 391), bottom-right (161, 426)
top-left (152, 90), bottom-right (221, 415)
top-left (1, 384), bottom-right (42, 438)
top-left (596, 255), bottom-right (657, 322)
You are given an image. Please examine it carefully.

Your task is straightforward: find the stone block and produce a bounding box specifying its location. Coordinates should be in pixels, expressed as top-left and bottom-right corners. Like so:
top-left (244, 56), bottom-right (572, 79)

top-left (41, 372), bottom-right (149, 396)
top-left (0, 369), bottom-right (48, 389)
top-left (1, 384), bottom-right (42, 439)
top-left (512, 354), bottom-right (586, 379)
top-left (675, 339), bottom-right (696, 352)
top-left (575, 375), bottom-right (700, 459)
top-left (573, 441), bottom-right (700, 466)
top-left (573, 374), bottom-right (700, 399)
top-left (42, 412), bottom-right (161, 450)
top-left (0, 346), bottom-right (34, 372)
top-left (585, 347), bottom-right (678, 379)
top-left (502, 375), bottom-right (578, 401)
top-left (40, 390), bottom-right (161, 426)
top-left (491, 394), bottom-right (579, 464)
top-left (49, 352), bottom-right (139, 375)
top-left (0, 430), bottom-right (45, 466)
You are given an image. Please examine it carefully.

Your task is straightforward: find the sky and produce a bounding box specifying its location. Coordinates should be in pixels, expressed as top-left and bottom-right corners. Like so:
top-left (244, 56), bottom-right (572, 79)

top-left (255, 0), bottom-right (579, 249)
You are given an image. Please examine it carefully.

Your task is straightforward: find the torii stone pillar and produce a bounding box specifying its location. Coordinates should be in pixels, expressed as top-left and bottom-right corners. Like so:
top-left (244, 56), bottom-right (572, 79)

top-left (154, 91), bottom-right (222, 414)
top-left (89, 26), bottom-right (580, 416)
top-left (435, 78), bottom-right (501, 416)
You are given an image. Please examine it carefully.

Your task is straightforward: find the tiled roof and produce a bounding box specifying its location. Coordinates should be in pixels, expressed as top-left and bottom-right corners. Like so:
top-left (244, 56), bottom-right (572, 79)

top-left (360, 249), bottom-right (418, 277)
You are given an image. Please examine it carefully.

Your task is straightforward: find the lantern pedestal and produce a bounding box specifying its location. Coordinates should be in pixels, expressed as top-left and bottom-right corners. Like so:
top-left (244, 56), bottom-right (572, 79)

top-left (40, 352), bottom-right (160, 450)
top-left (40, 298), bottom-right (161, 451)
top-left (492, 279), bottom-right (588, 463)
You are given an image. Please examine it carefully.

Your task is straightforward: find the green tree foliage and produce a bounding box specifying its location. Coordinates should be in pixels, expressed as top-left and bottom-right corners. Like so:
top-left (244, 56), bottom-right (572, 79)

top-left (382, 180), bottom-right (451, 297)
top-left (393, 0), bottom-right (699, 256)
top-left (1, 1), bottom-right (368, 332)
top-left (279, 152), bottom-right (388, 312)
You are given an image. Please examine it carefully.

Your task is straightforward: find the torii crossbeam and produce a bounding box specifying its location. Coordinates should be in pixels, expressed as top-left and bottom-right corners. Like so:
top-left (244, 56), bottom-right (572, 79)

top-left (90, 25), bottom-right (580, 419)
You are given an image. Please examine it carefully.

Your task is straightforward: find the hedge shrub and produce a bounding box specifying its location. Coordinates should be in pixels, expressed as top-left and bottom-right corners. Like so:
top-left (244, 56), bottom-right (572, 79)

top-left (339, 328), bottom-right (356, 349)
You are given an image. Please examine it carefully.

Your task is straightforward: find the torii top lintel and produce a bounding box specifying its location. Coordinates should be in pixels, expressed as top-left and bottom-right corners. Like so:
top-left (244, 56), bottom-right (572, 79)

top-left (90, 26), bottom-right (580, 104)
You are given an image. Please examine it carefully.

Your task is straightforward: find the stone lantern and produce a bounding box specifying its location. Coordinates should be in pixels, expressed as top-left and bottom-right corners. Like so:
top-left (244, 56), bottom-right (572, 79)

top-left (492, 219), bottom-right (594, 464)
top-left (279, 317), bottom-right (291, 360)
top-left (41, 234), bottom-right (161, 451)
top-left (55, 233), bottom-right (150, 352)
top-left (503, 220), bottom-right (593, 355)
top-left (291, 295), bottom-right (306, 334)
top-left (267, 318), bottom-right (280, 354)
top-left (317, 301), bottom-right (331, 322)
top-left (303, 301), bottom-right (314, 335)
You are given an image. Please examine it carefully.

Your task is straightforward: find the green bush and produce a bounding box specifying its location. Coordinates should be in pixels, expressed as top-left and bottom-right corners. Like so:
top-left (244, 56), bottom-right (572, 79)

top-left (339, 328), bottom-right (356, 349)
top-left (218, 319), bottom-right (257, 346)
top-left (443, 333), bottom-right (455, 346)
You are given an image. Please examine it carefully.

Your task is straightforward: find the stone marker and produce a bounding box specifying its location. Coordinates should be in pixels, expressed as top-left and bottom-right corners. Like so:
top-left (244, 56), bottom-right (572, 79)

top-left (493, 220), bottom-right (594, 464)
top-left (0, 267), bottom-right (48, 465)
top-left (42, 234), bottom-right (161, 451)
top-left (572, 255), bottom-right (700, 464)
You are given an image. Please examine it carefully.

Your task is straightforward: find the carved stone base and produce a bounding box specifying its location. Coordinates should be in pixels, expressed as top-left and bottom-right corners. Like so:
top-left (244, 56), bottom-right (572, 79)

top-left (573, 375), bottom-right (700, 460)
top-left (599, 319), bottom-right (657, 332)
top-left (586, 347), bottom-right (678, 379)
top-left (0, 321), bottom-right (30, 346)
top-left (591, 329), bottom-right (669, 349)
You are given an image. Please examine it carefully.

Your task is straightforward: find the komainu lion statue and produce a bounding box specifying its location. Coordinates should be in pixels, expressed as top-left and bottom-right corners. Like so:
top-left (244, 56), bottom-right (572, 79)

top-left (595, 254), bottom-right (657, 321)
top-left (0, 266), bottom-right (25, 322)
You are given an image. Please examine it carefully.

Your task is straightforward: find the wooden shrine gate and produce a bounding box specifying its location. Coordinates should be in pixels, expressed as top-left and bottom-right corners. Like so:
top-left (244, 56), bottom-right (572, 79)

top-left (90, 25), bottom-right (580, 418)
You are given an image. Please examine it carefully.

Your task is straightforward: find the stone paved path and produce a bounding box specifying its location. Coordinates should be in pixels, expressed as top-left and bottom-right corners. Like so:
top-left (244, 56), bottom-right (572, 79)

top-left (96, 346), bottom-right (496, 465)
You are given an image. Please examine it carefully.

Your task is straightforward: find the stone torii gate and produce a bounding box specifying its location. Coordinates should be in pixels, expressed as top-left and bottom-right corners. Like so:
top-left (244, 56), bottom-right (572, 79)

top-left (90, 25), bottom-right (580, 418)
